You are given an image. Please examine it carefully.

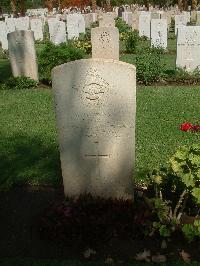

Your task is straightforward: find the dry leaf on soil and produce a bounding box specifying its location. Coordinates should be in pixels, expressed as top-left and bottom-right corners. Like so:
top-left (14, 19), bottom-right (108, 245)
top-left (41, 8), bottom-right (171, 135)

top-left (135, 249), bottom-right (151, 262)
top-left (179, 250), bottom-right (191, 263)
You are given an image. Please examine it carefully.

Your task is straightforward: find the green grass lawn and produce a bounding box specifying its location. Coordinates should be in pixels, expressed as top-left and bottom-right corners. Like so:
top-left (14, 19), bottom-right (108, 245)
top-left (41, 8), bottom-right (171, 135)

top-left (0, 59), bottom-right (12, 83)
top-left (1, 85), bottom-right (200, 189)
top-left (120, 37), bottom-right (177, 71)
top-left (1, 37), bottom-right (199, 189)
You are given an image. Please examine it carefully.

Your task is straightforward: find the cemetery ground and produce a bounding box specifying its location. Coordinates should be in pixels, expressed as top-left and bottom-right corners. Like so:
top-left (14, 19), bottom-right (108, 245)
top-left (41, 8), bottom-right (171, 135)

top-left (0, 40), bottom-right (200, 264)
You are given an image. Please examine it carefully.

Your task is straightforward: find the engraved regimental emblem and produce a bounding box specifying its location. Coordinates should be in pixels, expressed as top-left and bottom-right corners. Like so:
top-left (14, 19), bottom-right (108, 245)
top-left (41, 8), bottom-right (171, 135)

top-left (81, 68), bottom-right (111, 106)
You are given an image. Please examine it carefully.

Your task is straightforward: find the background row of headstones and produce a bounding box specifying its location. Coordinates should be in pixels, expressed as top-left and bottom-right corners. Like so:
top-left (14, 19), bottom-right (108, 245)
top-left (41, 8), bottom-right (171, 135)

top-left (0, 13), bottom-right (98, 49)
top-left (6, 10), bottom-right (200, 82)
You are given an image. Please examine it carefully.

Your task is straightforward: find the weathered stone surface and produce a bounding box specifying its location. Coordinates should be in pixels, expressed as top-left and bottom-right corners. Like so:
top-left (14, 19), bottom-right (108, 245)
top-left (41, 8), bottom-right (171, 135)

top-left (151, 12), bottom-right (160, 19)
top-left (132, 12), bottom-right (139, 31)
top-left (0, 22), bottom-right (8, 50)
top-left (122, 12), bottom-right (132, 26)
top-left (8, 30), bottom-right (38, 80)
top-left (151, 19), bottom-right (167, 49)
top-left (139, 12), bottom-right (151, 38)
top-left (191, 11), bottom-right (197, 22)
top-left (66, 14), bottom-right (80, 39)
top-left (48, 17), bottom-right (58, 39)
top-left (91, 27), bottom-right (119, 60)
top-left (197, 11), bottom-right (200, 25)
top-left (175, 14), bottom-right (189, 34)
top-left (49, 21), bottom-right (67, 45)
top-left (5, 18), bottom-right (16, 33)
top-left (30, 18), bottom-right (43, 41)
top-left (52, 59), bottom-right (136, 199)
top-left (99, 13), bottom-right (115, 27)
top-left (15, 17), bottom-right (30, 31)
top-left (176, 26), bottom-right (200, 71)
top-left (161, 12), bottom-right (171, 28)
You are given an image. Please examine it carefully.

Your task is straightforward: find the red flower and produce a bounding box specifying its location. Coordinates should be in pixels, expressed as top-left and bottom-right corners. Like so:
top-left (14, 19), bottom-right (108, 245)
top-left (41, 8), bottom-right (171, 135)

top-left (180, 122), bottom-right (193, 132)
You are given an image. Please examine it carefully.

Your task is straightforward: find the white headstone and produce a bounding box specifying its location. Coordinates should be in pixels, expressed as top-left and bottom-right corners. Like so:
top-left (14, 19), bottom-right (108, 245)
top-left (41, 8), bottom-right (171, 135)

top-left (175, 14), bottom-right (189, 34)
top-left (139, 12), bottom-right (151, 38)
top-left (84, 13), bottom-right (93, 28)
top-left (5, 18), bottom-right (16, 33)
top-left (8, 30), bottom-right (38, 80)
top-left (99, 12), bottom-right (115, 27)
top-left (132, 12), bottom-right (139, 30)
top-left (91, 27), bottom-right (119, 60)
top-left (67, 14), bottom-right (79, 39)
top-left (151, 12), bottom-right (160, 19)
top-left (151, 19), bottom-right (167, 49)
top-left (122, 12), bottom-right (132, 26)
top-left (197, 11), bottom-right (200, 25)
top-left (161, 11), bottom-right (171, 29)
top-left (30, 18), bottom-right (43, 41)
top-left (0, 22), bottom-right (8, 50)
top-left (78, 14), bottom-right (85, 34)
top-left (15, 17), bottom-right (30, 31)
top-left (52, 58), bottom-right (136, 199)
top-left (48, 17), bottom-right (58, 36)
top-left (176, 26), bottom-right (200, 71)
top-left (50, 21), bottom-right (67, 45)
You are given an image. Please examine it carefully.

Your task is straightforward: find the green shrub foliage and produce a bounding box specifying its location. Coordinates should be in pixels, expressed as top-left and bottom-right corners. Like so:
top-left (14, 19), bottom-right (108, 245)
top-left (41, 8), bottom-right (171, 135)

top-left (115, 17), bottom-right (131, 34)
top-left (165, 68), bottom-right (200, 85)
top-left (0, 76), bottom-right (38, 90)
top-left (136, 47), bottom-right (164, 85)
top-left (124, 30), bottom-right (139, 54)
top-left (38, 42), bottom-right (85, 83)
top-left (146, 144), bottom-right (200, 241)
top-left (0, 45), bottom-right (8, 59)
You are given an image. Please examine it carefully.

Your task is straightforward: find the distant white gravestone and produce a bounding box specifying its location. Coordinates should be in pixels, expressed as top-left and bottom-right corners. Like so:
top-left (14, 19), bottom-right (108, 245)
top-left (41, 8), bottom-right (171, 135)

top-left (66, 14), bottom-right (80, 39)
top-left (91, 27), bottom-right (119, 60)
top-left (139, 12), bottom-right (151, 38)
top-left (0, 22), bottom-right (8, 50)
top-left (99, 12), bottom-right (115, 27)
top-left (15, 17), bottom-right (30, 30)
top-left (5, 18), bottom-right (16, 33)
top-left (8, 30), bottom-right (38, 80)
top-left (175, 14), bottom-right (189, 34)
top-left (30, 18), bottom-right (43, 41)
top-left (132, 12), bottom-right (139, 31)
top-left (52, 59), bottom-right (136, 199)
top-left (151, 19), bottom-right (167, 49)
top-left (176, 26), bottom-right (200, 71)
top-left (49, 21), bottom-right (67, 45)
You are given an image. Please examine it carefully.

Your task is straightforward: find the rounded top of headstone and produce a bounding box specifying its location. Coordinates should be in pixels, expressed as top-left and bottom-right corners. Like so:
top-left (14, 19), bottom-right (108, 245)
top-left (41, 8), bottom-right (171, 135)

top-left (51, 58), bottom-right (136, 76)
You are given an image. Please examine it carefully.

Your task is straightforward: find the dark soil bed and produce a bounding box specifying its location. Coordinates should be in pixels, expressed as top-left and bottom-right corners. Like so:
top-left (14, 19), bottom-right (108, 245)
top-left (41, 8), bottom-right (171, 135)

top-left (0, 185), bottom-right (199, 263)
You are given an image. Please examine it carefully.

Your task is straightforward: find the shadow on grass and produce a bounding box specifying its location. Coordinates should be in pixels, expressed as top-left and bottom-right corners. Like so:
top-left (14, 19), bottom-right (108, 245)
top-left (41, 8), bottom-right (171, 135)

top-left (0, 59), bottom-right (12, 83)
top-left (0, 134), bottom-right (62, 190)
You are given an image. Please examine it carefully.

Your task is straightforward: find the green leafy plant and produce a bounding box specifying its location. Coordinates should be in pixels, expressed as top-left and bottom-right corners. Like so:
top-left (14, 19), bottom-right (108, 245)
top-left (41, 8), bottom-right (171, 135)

top-left (136, 47), bottom-right (164, 85)
top-left (38, 41), bottom-right (85, 83)
top-left (70, 32), bottom-right (92, 54)
top-left (115, 17), bottom-right (131, 34)
top-left (146, 144), bottom-right (200, 241)
top-left (71, 39), bottom-right (92, 54)
top-left (124, 30), bottom-right (139, 54)
top-left (165, 68), bottom-right (200, 85)
top-left (170, 144), bottom-right (200, 204)
top-left (0, 76), bottom-right (38, 90)
top-left (182, 220), bottom-right (200, 242)
top-left (0, 45), bottom-right (8, 59)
